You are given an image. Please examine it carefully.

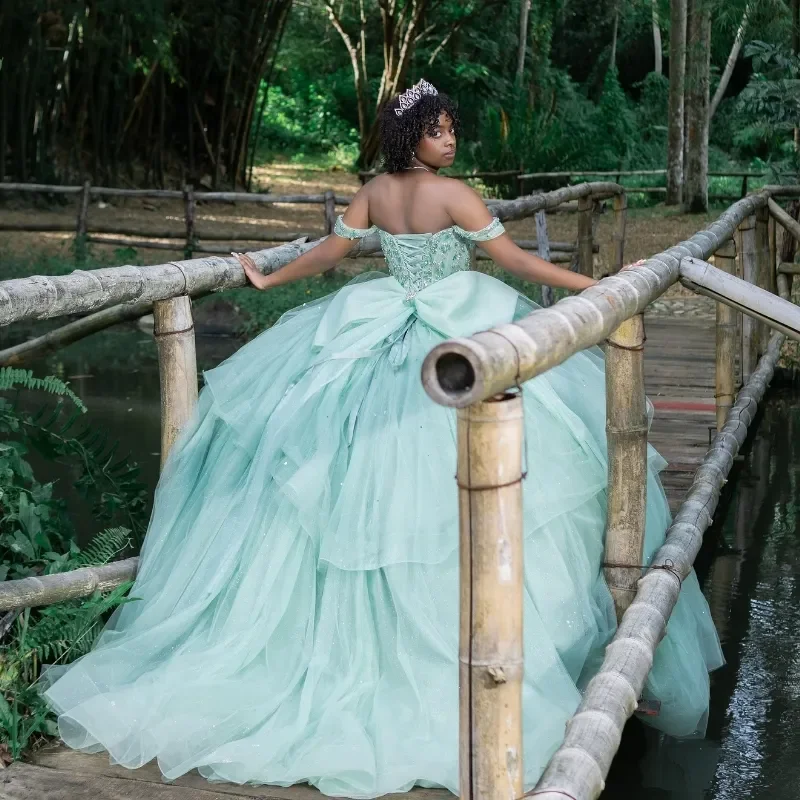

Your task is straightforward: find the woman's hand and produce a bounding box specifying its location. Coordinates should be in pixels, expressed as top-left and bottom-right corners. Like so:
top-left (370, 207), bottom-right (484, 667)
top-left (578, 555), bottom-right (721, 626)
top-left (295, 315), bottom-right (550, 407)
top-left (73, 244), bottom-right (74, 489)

top-left (232, 252), bottom-right (271, 290)
top-left (620, 258), bottom-right (647, 272)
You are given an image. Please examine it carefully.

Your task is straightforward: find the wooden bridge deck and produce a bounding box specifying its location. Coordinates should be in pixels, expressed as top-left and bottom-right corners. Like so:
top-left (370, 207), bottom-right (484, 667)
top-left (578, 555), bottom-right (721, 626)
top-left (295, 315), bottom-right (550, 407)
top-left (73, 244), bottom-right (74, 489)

top-left (644, 316), bottom-right (717, 512)
top-left (0, 316), bottom-right (717, 800)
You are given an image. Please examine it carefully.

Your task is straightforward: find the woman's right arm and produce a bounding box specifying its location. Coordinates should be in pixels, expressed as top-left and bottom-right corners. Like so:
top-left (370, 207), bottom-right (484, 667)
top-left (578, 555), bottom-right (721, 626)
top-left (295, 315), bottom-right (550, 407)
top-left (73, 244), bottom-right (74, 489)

top-left (234, 187), bottom-right (371, 290)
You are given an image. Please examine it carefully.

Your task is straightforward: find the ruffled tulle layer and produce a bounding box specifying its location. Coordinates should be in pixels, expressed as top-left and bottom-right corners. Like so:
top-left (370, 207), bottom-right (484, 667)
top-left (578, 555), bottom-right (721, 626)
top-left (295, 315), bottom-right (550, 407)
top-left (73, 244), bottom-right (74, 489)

top-left (41, 270), bottom-right (724, 797)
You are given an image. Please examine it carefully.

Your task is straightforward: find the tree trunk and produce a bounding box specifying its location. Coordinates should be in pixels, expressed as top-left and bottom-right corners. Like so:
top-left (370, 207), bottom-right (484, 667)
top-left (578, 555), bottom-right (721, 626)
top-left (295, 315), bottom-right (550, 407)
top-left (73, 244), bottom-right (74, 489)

top-left (709, 3), bottom-right (750, 121)
top-left (683, 0), bottom-right (711, 213)
top-left (666, 0), bottom-right (687, 205)
top-left (516, 0), bottom-right (532, 84)
top-left (609, 0), bottom-right (620, 71)
top-left (794, 0), bottom-right (800, 149)
top-left (652, 0), bottom-right (663, 75)
top-left (357, 2), bottom-right (431, 167)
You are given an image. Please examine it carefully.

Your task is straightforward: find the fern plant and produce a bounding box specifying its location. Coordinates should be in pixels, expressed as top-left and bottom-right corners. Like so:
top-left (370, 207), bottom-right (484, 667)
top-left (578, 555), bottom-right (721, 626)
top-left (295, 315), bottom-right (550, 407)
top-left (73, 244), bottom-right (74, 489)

top-left (0, 369), bottom-right (86, 411)
top-left (0, 528), bottom-right (137, 759)
top-left (0, 370), bottom-right (147, 759)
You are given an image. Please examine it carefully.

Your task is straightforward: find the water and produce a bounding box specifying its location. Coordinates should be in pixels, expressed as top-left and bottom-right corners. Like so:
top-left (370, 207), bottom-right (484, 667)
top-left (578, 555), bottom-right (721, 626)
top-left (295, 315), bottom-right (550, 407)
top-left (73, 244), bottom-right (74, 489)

top-left (605, 388), bottom-right (800, 799)
top-left (6, 323), bottom-right (800, 797)
top-left (3, 323), bottom-right (238, 540)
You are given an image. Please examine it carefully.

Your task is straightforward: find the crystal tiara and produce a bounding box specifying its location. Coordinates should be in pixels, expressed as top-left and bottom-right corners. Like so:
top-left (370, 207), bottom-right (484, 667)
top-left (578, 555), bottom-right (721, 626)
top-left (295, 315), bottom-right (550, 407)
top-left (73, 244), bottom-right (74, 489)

top-left (394, 79), bottom-right (439, 117)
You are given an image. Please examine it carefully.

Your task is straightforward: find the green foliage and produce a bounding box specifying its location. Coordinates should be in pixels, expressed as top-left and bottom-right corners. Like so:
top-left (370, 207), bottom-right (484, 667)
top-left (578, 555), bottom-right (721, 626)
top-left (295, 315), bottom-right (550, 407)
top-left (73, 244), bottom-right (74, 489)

top-left (212, 273), bottom-right (353, 338)
top-left (0, 559), bottom-right (136, 759)
top-left (0, 370), bottom-right (85, 412)
top-left (252, 83), bottom-right (359, 164)
top-left (0, 369), bottom-right (147, 582)
top-left (0, 371), bottom-right (146, 759)
top-left (735, 41), bottom-right (800, 161)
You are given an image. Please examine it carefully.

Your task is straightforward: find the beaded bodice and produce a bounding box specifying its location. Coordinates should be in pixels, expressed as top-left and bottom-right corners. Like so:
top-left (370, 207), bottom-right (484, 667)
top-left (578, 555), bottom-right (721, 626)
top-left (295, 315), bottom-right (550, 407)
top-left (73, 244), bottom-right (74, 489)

top-left (334, 215), bottom-right (505, 299)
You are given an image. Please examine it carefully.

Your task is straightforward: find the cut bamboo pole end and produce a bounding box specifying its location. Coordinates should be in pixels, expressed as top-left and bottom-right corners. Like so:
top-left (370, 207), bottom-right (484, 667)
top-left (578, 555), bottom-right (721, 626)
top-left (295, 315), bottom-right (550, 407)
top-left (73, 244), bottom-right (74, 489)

top-left (603, 314), bottom-right (647, 622)
top-left (714, 240), bottom-right (737, 431)
top-left (458, 393), bottom-right (524, 800)
top-left (153, 295), bottom-right (199, 467)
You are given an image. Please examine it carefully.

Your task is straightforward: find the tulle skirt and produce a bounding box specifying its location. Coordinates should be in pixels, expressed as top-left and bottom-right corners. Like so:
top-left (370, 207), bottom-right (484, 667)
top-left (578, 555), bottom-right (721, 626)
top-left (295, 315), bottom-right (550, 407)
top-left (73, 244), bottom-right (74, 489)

top-left (41, 270), bottom-right (724, 796)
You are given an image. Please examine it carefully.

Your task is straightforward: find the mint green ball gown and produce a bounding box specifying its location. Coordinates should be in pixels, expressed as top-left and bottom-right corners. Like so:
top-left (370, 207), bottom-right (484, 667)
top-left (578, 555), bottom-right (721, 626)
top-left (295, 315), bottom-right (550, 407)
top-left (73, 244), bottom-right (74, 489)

top-left (42, 215), bottom-right (724, 796)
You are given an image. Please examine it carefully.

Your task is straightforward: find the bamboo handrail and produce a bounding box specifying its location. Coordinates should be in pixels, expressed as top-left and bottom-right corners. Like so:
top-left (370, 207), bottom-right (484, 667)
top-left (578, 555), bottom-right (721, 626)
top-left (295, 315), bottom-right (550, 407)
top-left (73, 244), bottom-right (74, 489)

top-left (420, 190), bottom-right (800, 408)
top-left (680, 256), bottom-right (800, 339)
top-left (423, 185), bottom-right (800, 799)
top-left (531, 330), bottom-right (785, 799)
top-left (0, 558), bottom-right (139, 612)
top-left (0, 183), bottom-right (618, 328)
top-left (0, 183), bottom-right (354, 205)
top-left (5, 181), bottom-right (800, 796)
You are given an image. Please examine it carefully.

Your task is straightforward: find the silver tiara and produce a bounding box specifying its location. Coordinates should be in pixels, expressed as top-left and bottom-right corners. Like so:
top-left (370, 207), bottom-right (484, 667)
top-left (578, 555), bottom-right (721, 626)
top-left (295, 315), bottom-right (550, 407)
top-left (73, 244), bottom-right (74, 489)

top-left (394, 79), bottom-right (438, 117)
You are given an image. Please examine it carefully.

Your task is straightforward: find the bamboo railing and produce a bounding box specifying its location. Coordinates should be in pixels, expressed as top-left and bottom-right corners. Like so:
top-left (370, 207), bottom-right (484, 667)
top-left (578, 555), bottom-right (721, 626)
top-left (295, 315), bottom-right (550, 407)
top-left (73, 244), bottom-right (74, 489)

top-left (0, 181), bottom-right (354, 257)
top-left (0, 180), bottom-right (623, 610)
top-left (3, 181), bottom-right (800, 799)
top-left (422, 184), bottom-right (800, 800)
top-left (0, 182), bottom-right (618, 365)
top-left (0, 181), bottom-right (595, 263)
top-left (359, 167), bottom-right (767, 200)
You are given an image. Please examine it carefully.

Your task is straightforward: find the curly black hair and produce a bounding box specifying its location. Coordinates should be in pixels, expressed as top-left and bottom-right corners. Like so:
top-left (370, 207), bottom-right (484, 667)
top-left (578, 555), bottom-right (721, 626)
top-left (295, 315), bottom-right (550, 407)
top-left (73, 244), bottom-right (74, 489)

top-left (379, 92), bottom-right (460, 173)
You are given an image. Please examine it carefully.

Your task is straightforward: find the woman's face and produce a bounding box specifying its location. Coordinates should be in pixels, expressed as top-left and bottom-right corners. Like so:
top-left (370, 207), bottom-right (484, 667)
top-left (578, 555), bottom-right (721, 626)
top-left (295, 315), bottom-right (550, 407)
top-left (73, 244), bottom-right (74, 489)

top-left (414, 112), bottom-right (456, 170)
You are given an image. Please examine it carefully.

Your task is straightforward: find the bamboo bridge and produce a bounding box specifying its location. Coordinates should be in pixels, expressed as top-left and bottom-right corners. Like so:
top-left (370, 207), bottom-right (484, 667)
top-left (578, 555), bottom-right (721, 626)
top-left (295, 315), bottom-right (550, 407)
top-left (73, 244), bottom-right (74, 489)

top-left (2, 181), bottom-right (800, 800)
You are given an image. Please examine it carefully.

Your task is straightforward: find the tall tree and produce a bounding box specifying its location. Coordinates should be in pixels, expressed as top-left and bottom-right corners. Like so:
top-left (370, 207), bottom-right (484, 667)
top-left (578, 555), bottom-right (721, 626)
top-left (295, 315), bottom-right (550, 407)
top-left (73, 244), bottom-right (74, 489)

top-left (794, 0), bottom-right (800, 148)
top-left (516, 0), bottom-right (532, 84)
top-left (684, 0), bottom-right (712, 212)
top-left (666, 0), bottom-right (687, 204)
top-left (709, 2), bottom-right (752, 120)
top-left (323, 0), bottom-right (432, 167)
top-left (652, 0), bottom-right (663, 74)
top-left (609, 0), bottom-right (621, 70)
top-left (0, 0), bottom-right (293, 187)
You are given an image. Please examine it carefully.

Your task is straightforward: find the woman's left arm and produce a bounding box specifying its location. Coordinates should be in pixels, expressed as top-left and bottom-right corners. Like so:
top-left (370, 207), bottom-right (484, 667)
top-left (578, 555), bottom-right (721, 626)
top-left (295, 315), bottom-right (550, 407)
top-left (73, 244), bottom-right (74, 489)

top-left (479, 237), bottom-right (597, 291)
top-left (445, 184), bottom-right (596, 292)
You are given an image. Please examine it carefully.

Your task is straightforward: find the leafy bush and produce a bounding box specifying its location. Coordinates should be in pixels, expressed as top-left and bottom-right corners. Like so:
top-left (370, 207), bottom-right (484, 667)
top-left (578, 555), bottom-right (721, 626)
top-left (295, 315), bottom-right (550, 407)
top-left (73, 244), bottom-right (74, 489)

top-left (0, 369), bottom-right (148, 759)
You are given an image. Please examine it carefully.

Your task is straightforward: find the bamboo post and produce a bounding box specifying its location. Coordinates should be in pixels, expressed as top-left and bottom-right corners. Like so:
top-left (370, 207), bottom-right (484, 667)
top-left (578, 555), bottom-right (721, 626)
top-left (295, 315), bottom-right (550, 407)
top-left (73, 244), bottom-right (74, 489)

top-left (75, 180), bottom-right (91, 263)
top-left (755, 206), bottom-right (771, 354)
top-left (769, 212), bottom-right (777, 294)
top-left (577, 195), bottom-right (594, 278)
top-left (458, 393), bottom-right (524, 800)
top-left (323, 189), bottom-right (337, 235)
top-left (714, 240), bottom-right (737, 430)
top-left (183, 184), bottom-right (196, 260)
top-left (603, 314), bottom-right (647, 621)
top-left (536, 209), bottom-right (554, 307)
top-left (736, 214), bottom-right (758, 383)
top-left (323, 189), bottom-right (338, 275)
top-left (612, 192), bottom-right (627, 274)
top-left (153, 296), bottom-right (198, 468)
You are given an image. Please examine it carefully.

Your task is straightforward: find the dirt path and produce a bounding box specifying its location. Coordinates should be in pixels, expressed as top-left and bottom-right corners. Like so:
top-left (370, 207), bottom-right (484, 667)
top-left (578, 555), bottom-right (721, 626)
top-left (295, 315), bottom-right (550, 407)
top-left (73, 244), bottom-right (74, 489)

top-left (1, 164), bottom-right (717, 303)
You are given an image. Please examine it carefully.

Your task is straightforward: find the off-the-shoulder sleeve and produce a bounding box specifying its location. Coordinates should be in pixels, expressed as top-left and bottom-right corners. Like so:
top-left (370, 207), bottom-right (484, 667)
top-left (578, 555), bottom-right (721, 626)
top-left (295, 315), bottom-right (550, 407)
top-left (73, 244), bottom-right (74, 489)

top-left (452, 217), bottom-right (505, 242)
top-left (334, 215), bottom-right (376, 239)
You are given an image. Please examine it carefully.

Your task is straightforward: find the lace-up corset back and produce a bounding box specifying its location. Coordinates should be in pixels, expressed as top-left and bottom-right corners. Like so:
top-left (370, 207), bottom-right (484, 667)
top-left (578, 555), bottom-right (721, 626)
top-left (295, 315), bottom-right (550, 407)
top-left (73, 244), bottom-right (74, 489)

top-left (334, 216), bottom-right (505, 298)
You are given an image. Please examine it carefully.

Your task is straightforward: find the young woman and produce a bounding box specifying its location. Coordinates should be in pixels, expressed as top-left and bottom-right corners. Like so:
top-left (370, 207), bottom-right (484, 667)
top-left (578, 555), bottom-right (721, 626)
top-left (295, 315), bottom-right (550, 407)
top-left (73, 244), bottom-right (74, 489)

top-left (42, 80), bottom-right (723, 797)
